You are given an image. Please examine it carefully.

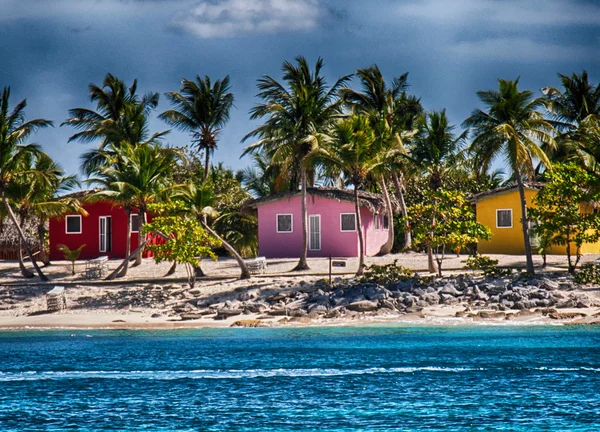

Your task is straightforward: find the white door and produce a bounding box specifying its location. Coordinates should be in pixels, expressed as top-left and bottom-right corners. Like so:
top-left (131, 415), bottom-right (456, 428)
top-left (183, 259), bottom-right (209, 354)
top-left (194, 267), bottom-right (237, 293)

top-left (309, 215), bottom-right (321, 251)
top-left (99, 216), bottom-right (112, 253)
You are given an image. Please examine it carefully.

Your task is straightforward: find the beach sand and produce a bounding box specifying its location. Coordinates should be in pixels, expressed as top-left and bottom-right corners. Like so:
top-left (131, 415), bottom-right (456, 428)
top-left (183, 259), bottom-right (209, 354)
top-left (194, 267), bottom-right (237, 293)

top-left (1, 253), bottom-right (600, 329)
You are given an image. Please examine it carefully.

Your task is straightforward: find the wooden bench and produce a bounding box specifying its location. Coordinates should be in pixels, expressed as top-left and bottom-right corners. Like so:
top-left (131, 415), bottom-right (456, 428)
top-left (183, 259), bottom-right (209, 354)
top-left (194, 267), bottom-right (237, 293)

top-left (85, 256), bottom-right (109, 279)
top-left (246, 256), bottom-right (267, 275)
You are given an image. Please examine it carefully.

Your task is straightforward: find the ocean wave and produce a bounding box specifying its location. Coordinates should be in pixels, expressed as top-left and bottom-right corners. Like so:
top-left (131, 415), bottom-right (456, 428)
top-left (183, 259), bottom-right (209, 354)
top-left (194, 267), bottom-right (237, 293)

top-left (0, 367), bottom-right (481, 381)
top-left (1, 366), bottom-right (597, 381)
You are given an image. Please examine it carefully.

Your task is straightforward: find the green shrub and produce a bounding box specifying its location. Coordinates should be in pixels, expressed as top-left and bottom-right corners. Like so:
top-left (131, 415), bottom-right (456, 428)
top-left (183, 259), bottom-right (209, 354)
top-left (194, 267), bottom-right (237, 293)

top-left (574, 263), bottom-right (600, 285)
top-left (463, 254), bottom-right (511, 277)
top-left (361, 260), bottom-right (412, 285)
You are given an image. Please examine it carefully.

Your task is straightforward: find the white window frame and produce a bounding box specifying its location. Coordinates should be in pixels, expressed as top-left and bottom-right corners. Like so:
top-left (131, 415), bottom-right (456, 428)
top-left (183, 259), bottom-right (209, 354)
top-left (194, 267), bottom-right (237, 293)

top-left (308, 214), bottom-right (321, 251)
top-left (65, 215), bottom-right (82, 234)
top-left (373, 213), bottom-right (380, 231)
top-left (340, 213), bottom-right (357, 232)
top-left (496, 209), bottom-right (513, 228)
top-left (130, 213), bottom-right (139, 233)
top-left (276, 214), bottom-right (293, 233)
top-left (383, 214), bottom-right (389, 231)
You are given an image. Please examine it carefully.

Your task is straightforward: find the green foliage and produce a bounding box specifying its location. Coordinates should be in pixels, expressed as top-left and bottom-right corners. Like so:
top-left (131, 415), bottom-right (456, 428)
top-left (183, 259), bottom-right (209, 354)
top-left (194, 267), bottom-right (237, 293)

top-left (574, 263), bottom-right (600, 285)
top-left (143, 203), bottom-right (221, 287)
top-left (405, 189), bottom-right (492, 275)
top-left (57, 244), bottom-right (85, 275)
top-left (463, 254), bottom-right (511, 277)
top-left (361, 260), bottom-right (413, 285)
top-left (529, 163), bottom-right (600, 273)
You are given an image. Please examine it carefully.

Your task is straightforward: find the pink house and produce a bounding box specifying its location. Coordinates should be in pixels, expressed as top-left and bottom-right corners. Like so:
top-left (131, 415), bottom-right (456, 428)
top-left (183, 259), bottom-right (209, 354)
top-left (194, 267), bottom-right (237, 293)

top-left (248, 188), bottom-right (393, 258)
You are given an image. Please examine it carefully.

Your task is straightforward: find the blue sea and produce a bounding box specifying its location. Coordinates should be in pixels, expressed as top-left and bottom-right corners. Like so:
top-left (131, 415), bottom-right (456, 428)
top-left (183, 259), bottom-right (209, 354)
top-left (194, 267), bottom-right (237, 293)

top-left (1, 326), bottom-right (600, 431)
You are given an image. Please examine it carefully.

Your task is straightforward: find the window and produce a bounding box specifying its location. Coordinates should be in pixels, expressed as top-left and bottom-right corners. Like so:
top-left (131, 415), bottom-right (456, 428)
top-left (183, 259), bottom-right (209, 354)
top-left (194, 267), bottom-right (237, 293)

top-left (276, 214), bottom-right (293, 233)
top-left (131, 214), bottom-right (139, 233)
top-left (340, 213), bottom-right (357, 232)
top-left (383, 214), bottom-right (389, 231)
top-left (374, 213), bottom-right (380, 230)
top-left (65, 215), bottom-right (82, 234)
top-left (496, 209), bottom-right (512, 228)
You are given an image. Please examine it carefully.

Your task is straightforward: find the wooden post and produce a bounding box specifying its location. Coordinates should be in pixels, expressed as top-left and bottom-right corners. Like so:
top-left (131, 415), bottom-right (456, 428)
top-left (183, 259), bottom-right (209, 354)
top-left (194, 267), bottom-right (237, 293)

top-left (329, 255), bottom-right (332, 285)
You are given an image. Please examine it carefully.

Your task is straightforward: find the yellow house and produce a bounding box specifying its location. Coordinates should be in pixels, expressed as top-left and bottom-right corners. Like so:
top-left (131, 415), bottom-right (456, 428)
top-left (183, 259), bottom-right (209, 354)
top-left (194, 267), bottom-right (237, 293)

top-left (472, 183), bottom-right (600, 255)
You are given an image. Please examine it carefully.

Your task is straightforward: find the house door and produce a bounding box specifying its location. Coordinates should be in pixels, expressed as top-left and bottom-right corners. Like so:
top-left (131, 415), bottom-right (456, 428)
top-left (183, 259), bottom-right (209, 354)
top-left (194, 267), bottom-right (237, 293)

top-left (99, 216), bottom-right (112, 253)
top-left (309, 215), bottom-right (321, 251)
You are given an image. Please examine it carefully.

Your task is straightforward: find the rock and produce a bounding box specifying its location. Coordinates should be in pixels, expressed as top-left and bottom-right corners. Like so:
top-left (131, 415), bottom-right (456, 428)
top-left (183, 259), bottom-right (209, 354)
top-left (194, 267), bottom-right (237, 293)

top-left (477, 311), bottom-right (505, 319)
top-left (423, 293), bottom-right (440, 305)
top-left (440, 293), bottom-right (458, 304)
top-left (548, 312), bottom-right (587, 320)
top-left (363, 285), bottom-right (390, 301)
top-left (180, 313), bottom-right (205, 321)
top-left (150, 313), bottom-right (162, 318)
top-left (346, 300), bottom-right (379, 312)
top-left (439, 284), bottom-right (461, 296)
top-left (404, 306), bottom-right (424, 314)
top-left (214, 309), bottom-right (243, 320)
top-left (307, 304), bottom-right (328, 314)
top-left (540, 279), bottom-right (560, 291)
top-left (238, 290), bottom-right (258, 302)
top-left (231, 320), bottom-right (262, 327)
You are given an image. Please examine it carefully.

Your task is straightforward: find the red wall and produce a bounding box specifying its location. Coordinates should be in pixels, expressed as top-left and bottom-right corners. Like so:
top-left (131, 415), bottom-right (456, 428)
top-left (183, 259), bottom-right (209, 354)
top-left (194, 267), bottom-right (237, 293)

top-left (49, 201), bottom-right (154, 260)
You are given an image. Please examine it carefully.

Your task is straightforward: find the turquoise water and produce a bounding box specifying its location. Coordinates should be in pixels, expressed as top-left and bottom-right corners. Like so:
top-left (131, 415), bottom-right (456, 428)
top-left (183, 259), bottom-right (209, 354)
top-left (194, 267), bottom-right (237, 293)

top-left (1, 326), bottom-right (600, 431)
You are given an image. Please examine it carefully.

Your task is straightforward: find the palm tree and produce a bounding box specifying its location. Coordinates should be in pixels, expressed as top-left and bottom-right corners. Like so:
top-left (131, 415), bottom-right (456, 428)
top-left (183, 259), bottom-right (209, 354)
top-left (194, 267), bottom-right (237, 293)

top-left (316, 115), bottom-right (384, 275)
top-left (237, 151), bottom-right (286, 198)
top-left (160, 75), bottom-right (234, 180)
top-left (410, 109), bottom-right (467, 273)
top-left (464, 78), bottom-right (556, 274)
top-left (541, 71), bottom-right (600, 167)
top-left (243, 56), bottom-right (351, 270)
top-left (6, 153), bottom-right (84, 274)
top-left (88, 142), bottom-right (185, 268)
top-left (341, 65), bottom-right (423, 252)
top-left (0, 87), bottom-right (53, 281)
top-left (176, 183), bottom-right (251, 279)
top-left (62, 73), bottom-right (168, 175)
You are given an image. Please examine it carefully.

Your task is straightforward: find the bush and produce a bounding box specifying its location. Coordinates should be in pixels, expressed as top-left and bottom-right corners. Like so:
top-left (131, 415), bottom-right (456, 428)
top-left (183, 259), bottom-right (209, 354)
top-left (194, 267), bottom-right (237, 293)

top-left (574, 263), bottom-right (600, 285)
top-left (361, 260), bottom-right (412, 285)
top-left (463, 254), bottom-right (511, 277)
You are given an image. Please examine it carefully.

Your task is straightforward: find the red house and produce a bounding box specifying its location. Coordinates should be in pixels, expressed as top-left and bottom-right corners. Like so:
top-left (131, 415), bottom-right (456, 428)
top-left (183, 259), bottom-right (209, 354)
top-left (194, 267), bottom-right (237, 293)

top-left (49, 191), bottom-right (153, 261)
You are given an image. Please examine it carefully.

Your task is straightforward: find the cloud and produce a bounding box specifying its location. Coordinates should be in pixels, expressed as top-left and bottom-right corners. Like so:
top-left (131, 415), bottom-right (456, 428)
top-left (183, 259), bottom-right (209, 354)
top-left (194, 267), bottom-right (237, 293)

top-left (450, 37), bottom-right (589, 62)
top-left (396, 0), bottom-right (600, 26)
top-left (171, 0), bottom-right (324, 38)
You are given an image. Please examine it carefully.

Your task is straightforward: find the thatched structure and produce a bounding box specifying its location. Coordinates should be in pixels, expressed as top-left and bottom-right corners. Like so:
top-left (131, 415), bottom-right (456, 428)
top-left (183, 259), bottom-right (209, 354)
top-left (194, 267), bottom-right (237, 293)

top-left (469, 182), bottom-right (545, 202)
top-left (245, 187), bottom-right (398, 214)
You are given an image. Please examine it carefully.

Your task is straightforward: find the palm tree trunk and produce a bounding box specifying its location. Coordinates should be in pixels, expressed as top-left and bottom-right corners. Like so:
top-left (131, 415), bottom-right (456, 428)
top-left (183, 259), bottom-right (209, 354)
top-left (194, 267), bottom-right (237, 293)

top-left (392, 172), bottom-right (411, 249)
top-left (2, 195), bottom-right (48, 281)
top-left (37, 221), bottom-right (50, 266)
top-left (200, 219), bottom-right (251, 279)
top-left (204, 149), bottom-right (210, 181)
top-left (293, 168), bottom-right (310, 271)
top-left (514, 169), bottom-right (535, 274)
top-left (354, 186), bottom-right (366, 276)
top-left (106, 231), bottom-right (168, 280)
top-left (118, 207), bottom-right (132, 278)
top-left (134, 206), bottom-right (146, 266)
top-left (377, 177), bottom-right (394, 256)
top-left (18, 237), bottom-right (34, 278)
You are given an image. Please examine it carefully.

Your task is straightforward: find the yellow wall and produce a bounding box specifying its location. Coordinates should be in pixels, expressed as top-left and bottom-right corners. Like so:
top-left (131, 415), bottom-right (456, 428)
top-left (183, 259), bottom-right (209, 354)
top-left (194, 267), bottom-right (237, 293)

top-left (476, 189), bottom-right (600, 255)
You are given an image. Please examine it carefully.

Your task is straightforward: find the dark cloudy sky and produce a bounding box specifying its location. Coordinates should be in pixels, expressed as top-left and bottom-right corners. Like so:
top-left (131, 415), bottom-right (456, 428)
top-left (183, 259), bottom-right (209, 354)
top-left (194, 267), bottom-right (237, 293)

top-left (2, 0), bottom-right (600, 179)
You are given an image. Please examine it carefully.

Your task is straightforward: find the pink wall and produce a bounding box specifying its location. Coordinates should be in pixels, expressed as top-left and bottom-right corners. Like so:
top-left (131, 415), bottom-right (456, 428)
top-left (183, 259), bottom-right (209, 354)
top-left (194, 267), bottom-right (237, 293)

top-left (257, 195), bottom-right (389, 258)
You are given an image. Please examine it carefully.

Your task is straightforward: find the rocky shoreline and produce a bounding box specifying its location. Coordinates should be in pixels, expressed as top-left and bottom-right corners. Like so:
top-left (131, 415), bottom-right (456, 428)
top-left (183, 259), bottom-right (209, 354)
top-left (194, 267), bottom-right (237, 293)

top-left (3, 270), bottom-right (598, 328)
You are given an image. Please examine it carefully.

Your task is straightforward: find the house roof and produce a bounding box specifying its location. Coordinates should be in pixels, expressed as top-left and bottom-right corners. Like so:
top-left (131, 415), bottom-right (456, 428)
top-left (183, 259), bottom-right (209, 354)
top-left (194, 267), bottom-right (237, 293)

top-left (245, 187), bottom-right (397, 214)
top-left (470, 182), bottom-right (545, 202)
top-left (58, 189), bottom-right (101, 200)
